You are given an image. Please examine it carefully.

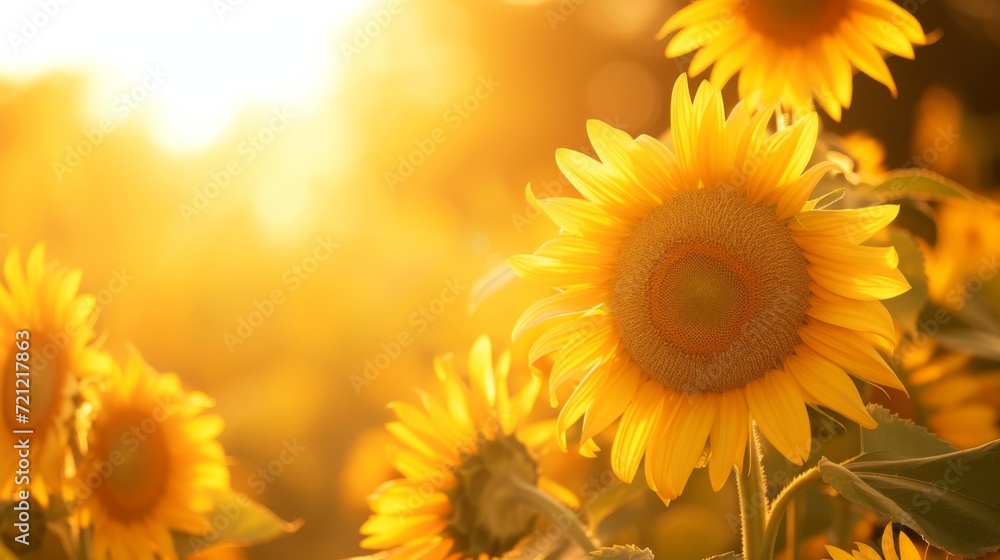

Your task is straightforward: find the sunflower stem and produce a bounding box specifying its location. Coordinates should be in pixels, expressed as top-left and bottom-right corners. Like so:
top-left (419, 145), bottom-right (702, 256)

top-left (507, 476), bottom-right (598, 554)
top-left (737, 425), bottom-right (770, 560)
top-left (760, 465), bottom-right (821, 559)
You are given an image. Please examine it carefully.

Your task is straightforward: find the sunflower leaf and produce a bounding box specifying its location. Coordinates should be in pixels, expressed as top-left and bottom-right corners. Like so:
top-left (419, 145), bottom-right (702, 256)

top-left (589, 544), bottom-right (655, 559)
top-left (935, 329), bottom-right (1000, 361)
top-left (864, 170), bottom-right (987, 204)
top-left (881, 228), bottom-right (928, 333)
top-left (819, 440), bottom-right (1000, 557)
top-left (172, 489), bottom-right (302, 557)
top-left (861, 404), bottom-right (955, 459)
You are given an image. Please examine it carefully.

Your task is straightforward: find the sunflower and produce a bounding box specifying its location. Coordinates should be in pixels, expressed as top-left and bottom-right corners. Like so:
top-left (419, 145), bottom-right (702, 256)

top-left (0, 244), bottom-right (106, 504)
top-left (355, 335), bottom-right (584, 560)
top-left (826, 523), bottom-right (924, 560)
top-left (923, 199), bottom-right (1000, 307)
top-left (658, 0), bottom-right (928, 121)
top-left (509, 75), bottom-right (909, 502)
top-left (76, 349), bottom-right (229, 560)
top-left (900, 343), bottom-right (1000, 450)
top-left (836, 131), bottom-right (888, 183)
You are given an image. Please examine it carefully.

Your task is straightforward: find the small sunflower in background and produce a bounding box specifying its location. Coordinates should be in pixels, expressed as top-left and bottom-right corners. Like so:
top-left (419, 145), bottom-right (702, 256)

top-left (76, 349), bottom-right (230, 560)
top-left (353, 334), bottom-right (592, 560)
top-left (899, 345), bottom-right (1000, 449)
top-left (923, 199), bottom-right (1000, 308)
top-left (826, 523), bottom-right (924, 560)
top-left (830, 131), bottom-right (889, 184)
top-left (658, 0), bottom-right (928, 120)
top-left (509, 75), bottom-right (909, 503)
top-left (0, 244), bottom-right (108, 504)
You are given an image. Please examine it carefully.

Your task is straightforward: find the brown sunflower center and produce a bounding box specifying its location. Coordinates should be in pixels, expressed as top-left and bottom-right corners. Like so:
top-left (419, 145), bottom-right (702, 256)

top-left (612, 188), bottom-right (811, 394)
top-left (90, 410), bottom-right (171, 520)
top-left (445, 434), bottom-right (539, 558)
top-left (648, 240), bottom-right (762, 355)
top-left (744, 0), bottom-right (849, 44)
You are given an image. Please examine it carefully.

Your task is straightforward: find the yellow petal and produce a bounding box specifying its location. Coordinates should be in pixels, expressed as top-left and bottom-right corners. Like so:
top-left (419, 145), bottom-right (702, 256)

top-left (611, 378), bottom-right (665, 483)
top-left (746, 369), bottom-right (811, 465)
top-left (825, 545), bottom-right (857, 560)
top-left (790, 205), bottom-right (899, 244)
top-left (785, 348), bottom-right (877, 429)
top-left (649, 393), bottom-right (716, 499)
top-left (798, 320), bottom-right (906, 392)
top-left (708, 390), bottom-right (749, 491)
top-left (512, 287), bottom-right (607, 340)
top-left (580, 361), bottom-right (643, 444)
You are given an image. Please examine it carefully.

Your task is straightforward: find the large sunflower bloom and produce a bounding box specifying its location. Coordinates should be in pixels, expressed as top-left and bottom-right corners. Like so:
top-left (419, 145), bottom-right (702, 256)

top-left (76, 349), bottom-right (230, 560)
top-left (827, 523), bottom-right (924, 560)
top-left (658, 0), bottom-right (928, 120)
top-left (355, 335), bottom-right (582, 560)
top-left (509, 75), bottom-right (909, 502)
top-left (0, 245), bottom-right (106, 504)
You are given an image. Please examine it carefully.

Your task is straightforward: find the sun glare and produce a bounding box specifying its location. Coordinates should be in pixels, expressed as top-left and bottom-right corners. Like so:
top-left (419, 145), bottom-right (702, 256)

top-left (0, 0), bottom-right (376, 149)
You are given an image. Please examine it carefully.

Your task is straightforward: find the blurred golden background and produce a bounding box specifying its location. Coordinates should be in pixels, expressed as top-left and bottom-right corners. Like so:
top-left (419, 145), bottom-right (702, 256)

top-left (2, 0), bottom-right (999, 557)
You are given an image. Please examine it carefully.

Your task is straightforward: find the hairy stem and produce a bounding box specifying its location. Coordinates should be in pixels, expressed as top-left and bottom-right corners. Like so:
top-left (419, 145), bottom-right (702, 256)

top-left (507, 477), bottom-right (598, 553)
top-left (738, 425), bottom-right (770, 560)
top-left (761, 466), bottom-right (821, 559)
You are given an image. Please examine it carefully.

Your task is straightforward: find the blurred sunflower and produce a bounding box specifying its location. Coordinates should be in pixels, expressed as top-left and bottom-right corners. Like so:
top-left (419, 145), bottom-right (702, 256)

top-left (658, 0), bottom-right (928, 120)
top-left (76, 349), bottom-right (230, 560)
top-left (837, 131), bottom-right (888, 183)
top-left (923, 199), bottom-right (1000, 306)
top-left (0, 244), bottom-right (106, 504)
top-left (354, 335), bottom-right (586, 560)
top-left (509, 75), bottom-right (909, 502)
top-left (826, 523), bottom-right (923, 560)
top-left (900, 344), bottom-right (1000, 449)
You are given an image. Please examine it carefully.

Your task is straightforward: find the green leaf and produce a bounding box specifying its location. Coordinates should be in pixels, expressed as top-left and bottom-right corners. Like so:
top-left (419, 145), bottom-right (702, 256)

top-left (936, 330), bottom-right (1000, 361)
top-left (861, 404), bottom-right (955, 459)
top-left (819, 440), bottom-right (1000, 557)
top-left (702, 553), bottom-right (742, 560)
top-left (173, 489), bottom-right (302, 557)
top-left (881, 228), bottom-right (929, 333)
top-left (866, 170), bottom-right (987, 204)
top-left (589, 544), bottom-right (655, 559)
